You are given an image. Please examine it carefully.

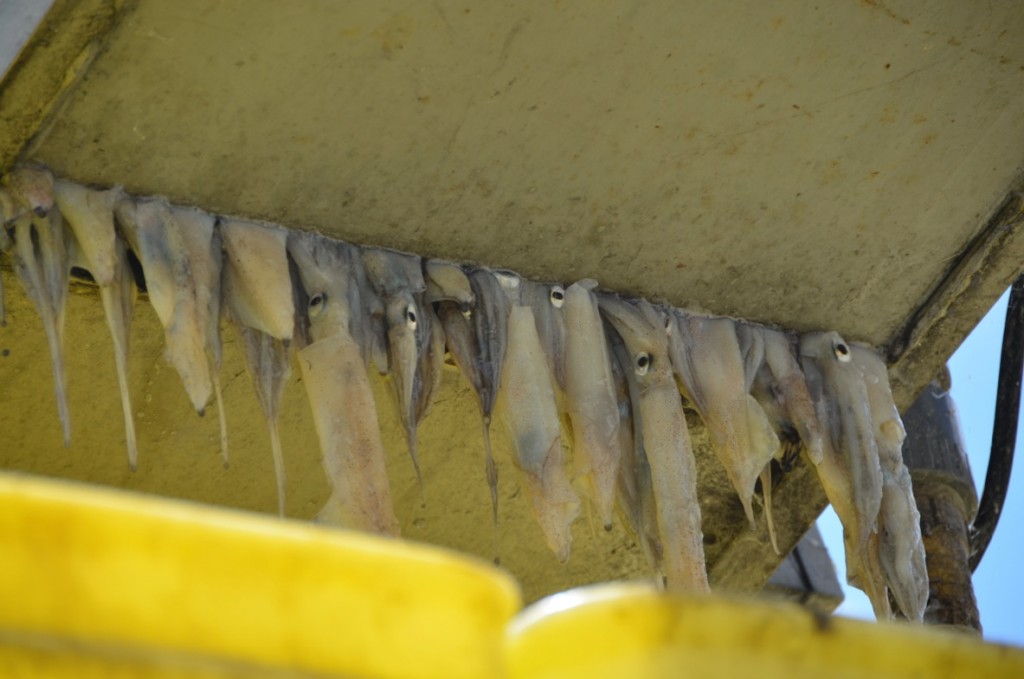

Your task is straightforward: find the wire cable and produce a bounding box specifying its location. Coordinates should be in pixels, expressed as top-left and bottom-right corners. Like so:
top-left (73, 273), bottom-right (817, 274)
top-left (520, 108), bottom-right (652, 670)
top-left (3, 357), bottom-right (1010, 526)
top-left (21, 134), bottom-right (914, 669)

top-left (969, 275), bottom-right (1024, 571)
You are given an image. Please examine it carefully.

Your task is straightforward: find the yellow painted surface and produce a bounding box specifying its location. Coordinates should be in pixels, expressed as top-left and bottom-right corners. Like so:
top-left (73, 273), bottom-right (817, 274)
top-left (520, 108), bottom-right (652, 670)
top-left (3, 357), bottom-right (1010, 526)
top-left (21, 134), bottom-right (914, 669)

top-left (505, 583), bottom-right (1024, 679)
top-left (0, 472), bottom-right (522, 679)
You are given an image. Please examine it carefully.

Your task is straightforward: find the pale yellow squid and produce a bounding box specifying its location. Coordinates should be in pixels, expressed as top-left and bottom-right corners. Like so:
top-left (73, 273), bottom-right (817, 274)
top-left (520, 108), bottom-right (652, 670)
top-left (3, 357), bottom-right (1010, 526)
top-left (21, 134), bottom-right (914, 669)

top-left (54, 179), bottom-right (139, 469)
top-left (221, 218), bottom-right (295, 516)
top-left (563, 279), bottom-right (621, 530)
top-left (288, 231), bottom-right (399, 535)
top-left (497, 271), bottom-right (579, 563)
top-left (4, 166), bottom-right (71, 446)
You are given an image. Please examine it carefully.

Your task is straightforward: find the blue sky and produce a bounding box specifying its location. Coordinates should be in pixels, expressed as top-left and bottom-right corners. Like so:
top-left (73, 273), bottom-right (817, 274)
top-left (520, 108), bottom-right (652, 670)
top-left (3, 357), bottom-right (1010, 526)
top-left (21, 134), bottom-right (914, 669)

top-left (819, 288), bottom-right (1023, 646)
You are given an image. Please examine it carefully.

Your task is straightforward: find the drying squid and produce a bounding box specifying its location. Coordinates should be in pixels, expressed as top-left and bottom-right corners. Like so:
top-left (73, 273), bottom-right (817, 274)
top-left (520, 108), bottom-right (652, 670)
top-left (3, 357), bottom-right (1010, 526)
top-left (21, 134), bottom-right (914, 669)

top-left (288, 231), bottom-right (399, 535)
top-left (799, 331), bottom-right (889, 618)
top-left (418, 260), bottom-right (474, 425)
top-left (362, 248), bottom-right (430, 483)
top-left (5, 166), bottom-right (71, 445)
top-left (610, 327), bottom-right (663, 576)
top-left (424, 259), bottom-right (474, 310)
top-left (498, 271), bottom-right (579, 562)
top-left (736, 323), bottom-right (825, 552)
top-left (115, 197), bottom-right (212, 416)
top-left (439, 267), bottom-right (510, 525)
top-left (221, 218), bottom-right (294, 516)
top-left (54, 180), bottom-right (139, 468)
top-left (172, 206), bottom-right (227, 465)
top-left (852, 344), bottom-right (929, 621)
top-left (740, 324), bottom-right (825, 465)
top-left (668, 310), bottom-right (780, 533)
top-left (220, 218), bottom-right (294, 340)
top-left (563, 279), bottom-right (621, 528)
top-left (521, 279), bottom-right (568, 394)
top-left (600, 295), bottom-right (709, 592)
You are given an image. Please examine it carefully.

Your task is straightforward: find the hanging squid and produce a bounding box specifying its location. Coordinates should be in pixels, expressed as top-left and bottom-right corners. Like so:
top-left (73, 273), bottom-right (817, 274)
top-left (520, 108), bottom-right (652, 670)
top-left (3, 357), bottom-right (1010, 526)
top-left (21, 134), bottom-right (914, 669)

top-left (799, 331), bottom-right (889, 619)
top-left (419, 260), bottom-right (473, 425)
top-left (362, 248), bottom-right (431, 484)
top-left (497, 270), bottom-right (579, 562)
top-left (4, 166), bottom-right (71, 446)
top-left (563, 279), bottom-right (621, 529)
top-left (54, 179), bottom-right (139, 469)
top-left (610, 325), bottom-right (664, 577)
top-left (221, 217), bottom-right (295, 516)
top-left (115, 198), bottom-right (213, 416)
top-left (851, 344), bottom-right (929, 622)
top-left (735, 322), bottom-right (825, 553)
top-left (599, 295), bottom-right (709, 592)
top-left (439, 267), bottom-right (510, 527)
top-left (667, 310), bottom-right (781, 549)
top-left (288, 231), bottom-right (399, 535)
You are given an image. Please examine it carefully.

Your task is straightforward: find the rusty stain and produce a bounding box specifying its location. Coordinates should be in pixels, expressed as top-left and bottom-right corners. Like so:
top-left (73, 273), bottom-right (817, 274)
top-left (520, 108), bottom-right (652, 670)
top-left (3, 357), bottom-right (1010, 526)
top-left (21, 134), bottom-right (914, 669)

top-left (922, 132), bottom-right (938, 146)
top-left (947, 36), bottom-right (962, 47)
top-left (770, 16), bottom-right (786, 29)
top-left (913, 114), bottom-right (927, 124)
top-left (860, 0), bottom-right (911, 25)
top-left (418, 95), bottom-right (431, 104)
top-left (879, 103), bottom-right (898, 124)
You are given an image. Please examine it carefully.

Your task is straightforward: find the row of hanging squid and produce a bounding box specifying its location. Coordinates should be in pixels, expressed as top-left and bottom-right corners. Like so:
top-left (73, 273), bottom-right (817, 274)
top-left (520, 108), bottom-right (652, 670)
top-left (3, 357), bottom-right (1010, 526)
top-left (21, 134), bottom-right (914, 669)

top-left (0, 165), bottom-right (928, 621)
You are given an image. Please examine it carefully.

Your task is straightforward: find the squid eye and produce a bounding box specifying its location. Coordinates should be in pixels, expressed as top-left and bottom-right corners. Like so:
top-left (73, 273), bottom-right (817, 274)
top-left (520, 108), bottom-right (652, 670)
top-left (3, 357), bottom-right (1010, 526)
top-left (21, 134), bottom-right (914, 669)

top-left (308, 292), bottom-right (326, 318)
top-left (405, 304), bottom-right (418, 329)
top-left (833, 341), bottom-right (851, 362)
top-left (549, 286), bottom-right (565, 308)
top-left (635, 352), bottom-right (652, 376)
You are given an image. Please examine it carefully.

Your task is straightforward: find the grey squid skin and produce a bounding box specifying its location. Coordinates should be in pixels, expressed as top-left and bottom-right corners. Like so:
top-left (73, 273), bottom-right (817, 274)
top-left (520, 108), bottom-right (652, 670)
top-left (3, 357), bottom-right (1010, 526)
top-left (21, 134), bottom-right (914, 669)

top-left (115, 197), bottom-right (213, 417)
top-left (735, 322), bottom-right (825, 554)
top-left (222, 218), bottom-right (295, 516)
top-left (609, 324), bottom-right (664, 578)
top-left (288, 230), bottom-right (400, 535)
top-left (799, 331), bottom-right (890, 619)
top-left (563, 279), bottom-right (621, 530)
top-left (599, 295), bottom-right (710, 593)
top-left (362, 247), bottom-right (431, 485)
top-left (851, 344), bottom-right (929, 622)
top-left (56, 180), bottom-right (140, 469)
top-left (497, 271), bottom-right (580, 562)
top-left (439, 267), bottom-right (511, 531)
top-left (667, 310), bottom-right (781, 537)
top-left (5, 166), bottom-right (72, 446)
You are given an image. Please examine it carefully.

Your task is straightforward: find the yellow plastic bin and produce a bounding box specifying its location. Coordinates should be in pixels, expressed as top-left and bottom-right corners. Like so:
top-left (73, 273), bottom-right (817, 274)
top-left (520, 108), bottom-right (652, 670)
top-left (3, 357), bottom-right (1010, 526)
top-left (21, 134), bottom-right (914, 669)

top-left (505, 583), bottom-right (1024, 679)
top-left (0, 473), bottom-right (521, 678)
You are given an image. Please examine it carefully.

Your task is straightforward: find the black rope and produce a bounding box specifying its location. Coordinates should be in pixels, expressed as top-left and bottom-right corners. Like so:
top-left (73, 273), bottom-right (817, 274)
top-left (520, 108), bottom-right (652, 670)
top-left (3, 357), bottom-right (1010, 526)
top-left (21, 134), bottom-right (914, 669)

top-left (969, 275), bottom-right (1024, 571)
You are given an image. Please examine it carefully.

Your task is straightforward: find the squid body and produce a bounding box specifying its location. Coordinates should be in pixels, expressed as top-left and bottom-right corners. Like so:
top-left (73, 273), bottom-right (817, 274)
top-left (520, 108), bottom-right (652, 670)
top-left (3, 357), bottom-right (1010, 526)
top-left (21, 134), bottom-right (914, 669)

top-left (54, 179), bottom-right (139, 468)
top-left (498, 272), bottom-right (579, 562)
top-left (222, 218), bottom-right (294, 516)
top-left (288, 231), bottom-right (399, 535)
top-left (563, 279), bottom-right (621, 529)
top-left (600, 296), bottom-right (709, 592)
top-left (5, 167), bottom-right (71, 445)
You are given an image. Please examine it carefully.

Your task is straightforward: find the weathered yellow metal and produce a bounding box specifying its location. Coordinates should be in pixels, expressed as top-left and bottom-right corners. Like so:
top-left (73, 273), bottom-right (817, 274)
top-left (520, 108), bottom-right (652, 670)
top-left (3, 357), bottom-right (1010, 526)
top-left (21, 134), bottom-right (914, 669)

top-left (505, 583), bottom-right (1024, 679)
top-left (0, 473), bottom-right (522, 679)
